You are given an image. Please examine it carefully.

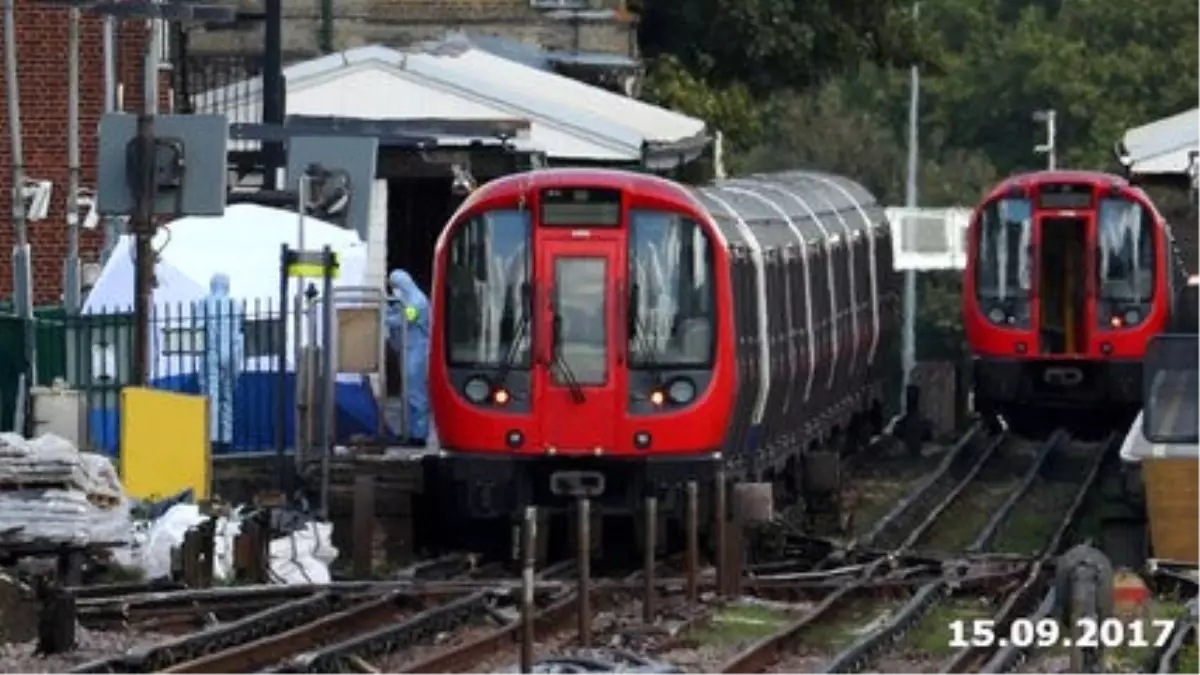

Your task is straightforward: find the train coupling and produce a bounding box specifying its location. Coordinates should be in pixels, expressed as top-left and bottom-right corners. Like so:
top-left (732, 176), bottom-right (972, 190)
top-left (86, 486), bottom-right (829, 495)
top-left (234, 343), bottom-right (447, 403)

top-left (550, 470), bottom-right (606, 498)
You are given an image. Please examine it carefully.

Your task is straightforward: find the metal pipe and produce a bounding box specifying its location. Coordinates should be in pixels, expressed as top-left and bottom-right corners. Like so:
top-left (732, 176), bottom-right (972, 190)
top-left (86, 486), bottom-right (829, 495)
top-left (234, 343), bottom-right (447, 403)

top-left (319, 246), bottom-right (335, 519)
top-left (100, 16), bottom-right (120, 264)
top-left (131, 16), bottom-right (162, 386)
top-left (577, 497), bottom-right (591, 646)
top-left (519, 507), bottom-right (536, 675)
top-left (685, 481), bottom-right (699, 606)
top-left (643, 495), bottom-right (657, 623)
top-left (65, 6), bottom-right (81, 314)
top-left (900, 2), bottom-right (920, 408)
top-left (6, 0), bottom-right (35, 404)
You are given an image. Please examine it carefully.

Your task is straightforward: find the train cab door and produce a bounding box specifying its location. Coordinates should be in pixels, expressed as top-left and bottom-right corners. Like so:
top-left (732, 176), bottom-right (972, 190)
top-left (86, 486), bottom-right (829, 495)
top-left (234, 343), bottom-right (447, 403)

top-left (535, 235), bottom-right (623, 455)
top-left (1036, 212), bottom-right (1092, 356)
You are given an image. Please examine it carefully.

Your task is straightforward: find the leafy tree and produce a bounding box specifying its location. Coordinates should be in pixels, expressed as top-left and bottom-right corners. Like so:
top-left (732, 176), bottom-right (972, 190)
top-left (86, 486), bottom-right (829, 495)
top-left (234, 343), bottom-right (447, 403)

top-left (637, 0), bottom-right (924, 95)
top-left (639, 54), bottom-right (767, 153)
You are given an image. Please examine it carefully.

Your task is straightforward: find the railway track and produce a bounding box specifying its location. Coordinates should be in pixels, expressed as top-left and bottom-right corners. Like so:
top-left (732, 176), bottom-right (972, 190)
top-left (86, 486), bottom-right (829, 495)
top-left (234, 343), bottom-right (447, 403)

top-left (940, 433), bottom-right (1113, 674)
top-left (715, 427), bottom-right (1110, 674)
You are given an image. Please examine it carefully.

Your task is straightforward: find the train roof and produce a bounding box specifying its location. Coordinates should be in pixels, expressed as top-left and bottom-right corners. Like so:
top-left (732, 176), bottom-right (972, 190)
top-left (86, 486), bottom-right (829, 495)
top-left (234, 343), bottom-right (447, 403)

top-left (689, 171), bottom-right (885, 250)
top-left (992, 169), bottom-right (1131, 191)
top-left (462, 168), bottom-right (886, 252)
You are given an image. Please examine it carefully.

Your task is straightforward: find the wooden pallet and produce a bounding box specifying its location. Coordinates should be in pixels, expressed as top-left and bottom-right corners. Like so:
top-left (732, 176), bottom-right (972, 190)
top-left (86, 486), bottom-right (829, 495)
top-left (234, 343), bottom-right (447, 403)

top-left (1143, 457), bottom-right (1199, 564)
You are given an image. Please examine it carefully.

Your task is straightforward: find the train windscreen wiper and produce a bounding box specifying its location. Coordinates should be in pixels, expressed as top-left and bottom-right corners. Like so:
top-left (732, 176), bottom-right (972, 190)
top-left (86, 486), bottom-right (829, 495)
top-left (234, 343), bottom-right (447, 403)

top-left (494, 283), bottom-right (532, 391)
top-left (628, 282), bottom-right (665, 385)
top-left (551, 310), bottom-right (587, 404)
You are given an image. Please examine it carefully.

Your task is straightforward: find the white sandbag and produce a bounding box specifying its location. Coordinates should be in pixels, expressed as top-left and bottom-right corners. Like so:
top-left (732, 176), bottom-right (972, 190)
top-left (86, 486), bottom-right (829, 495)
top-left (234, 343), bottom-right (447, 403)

top-left (138, 504), bottom-right (208, 581)
top-left (267, 521), bottom-right (338, 585)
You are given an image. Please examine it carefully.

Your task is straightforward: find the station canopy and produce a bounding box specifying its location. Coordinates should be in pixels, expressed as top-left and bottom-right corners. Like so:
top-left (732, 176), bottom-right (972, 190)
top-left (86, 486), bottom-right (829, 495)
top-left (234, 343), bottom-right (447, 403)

top-left (194, 36), bottom-right (710, 170)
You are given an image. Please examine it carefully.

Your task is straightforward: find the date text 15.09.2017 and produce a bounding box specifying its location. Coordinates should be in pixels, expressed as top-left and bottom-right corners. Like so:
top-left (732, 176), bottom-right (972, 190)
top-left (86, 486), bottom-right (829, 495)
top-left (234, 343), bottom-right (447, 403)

top-left (948, 618), bottom-right (1176, 649)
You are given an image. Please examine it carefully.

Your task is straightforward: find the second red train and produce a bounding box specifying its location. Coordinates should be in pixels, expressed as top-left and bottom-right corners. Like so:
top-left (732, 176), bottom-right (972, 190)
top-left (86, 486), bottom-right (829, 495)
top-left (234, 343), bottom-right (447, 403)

top-left (963, 170), bottom-right (1190, 434)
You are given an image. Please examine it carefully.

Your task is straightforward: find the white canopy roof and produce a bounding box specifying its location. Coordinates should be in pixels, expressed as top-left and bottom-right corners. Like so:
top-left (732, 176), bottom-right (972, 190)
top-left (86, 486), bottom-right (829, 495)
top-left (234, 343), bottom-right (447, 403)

top-left (1119, 109), bottom-right (1199, 177)
top-left (195, 37), bottom-right (710, 167)
top-left (83, 204), bottom-right (369, 313)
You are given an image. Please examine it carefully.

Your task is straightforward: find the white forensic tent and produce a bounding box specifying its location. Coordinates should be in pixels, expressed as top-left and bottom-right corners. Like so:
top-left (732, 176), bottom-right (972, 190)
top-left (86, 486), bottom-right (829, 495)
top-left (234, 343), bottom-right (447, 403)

top-left (80, 205), bottom-right (398, 454)
top-left (83, 203), bottom-right (371, 376)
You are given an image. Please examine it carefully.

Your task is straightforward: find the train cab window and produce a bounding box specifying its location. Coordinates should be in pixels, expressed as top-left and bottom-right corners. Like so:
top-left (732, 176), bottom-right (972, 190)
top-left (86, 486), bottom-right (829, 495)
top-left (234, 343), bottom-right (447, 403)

top-left (1097, 198), bottom-right (1156, 304)
top-left (976, 198), bottom-right (1033, 312)
top-left (628, 211), bottom-right (717, 368)
top-left (444, 209), bottom-right (532, 368)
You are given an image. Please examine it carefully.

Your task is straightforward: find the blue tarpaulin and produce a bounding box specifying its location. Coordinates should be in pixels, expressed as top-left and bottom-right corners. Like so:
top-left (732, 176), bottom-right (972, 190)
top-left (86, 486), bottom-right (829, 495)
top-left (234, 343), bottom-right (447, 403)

top-left (89, 373), bottom-right (396, 456)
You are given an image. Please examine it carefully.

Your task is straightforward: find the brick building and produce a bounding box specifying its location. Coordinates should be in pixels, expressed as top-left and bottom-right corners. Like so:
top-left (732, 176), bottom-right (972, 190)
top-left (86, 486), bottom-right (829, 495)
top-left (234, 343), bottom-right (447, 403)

top-left (184, 0), bottom-right (636, 59)
top-left (0, 1), bottom-right (162, 304)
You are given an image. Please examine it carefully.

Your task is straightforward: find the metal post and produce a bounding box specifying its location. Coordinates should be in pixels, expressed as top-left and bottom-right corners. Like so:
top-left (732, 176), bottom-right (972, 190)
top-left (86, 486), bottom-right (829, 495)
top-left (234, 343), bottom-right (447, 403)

top-left (577, 497), bottom-right (592, 646)
top-left (643, 495), bottom-right (657, 624)
top-left (131, 15), bottom-right (163, 386)
top-left (262, 0), bottom-right (283, 184)
top-left (5, 0), bottom-right (35, 404)
top-left (519, 506), bottom-right (536, 675)
top-left (900, 1), bottom-right (921, 408)
top-left (319, 246), bottom-right (335, 519)
top-left (276, 244), bottom-right (290, 493)
top-left (714, 469), bottom-right (727, 597)
top-left (1034, 109), bottom-right (1057, 170)
top-left (64, 6), bottom-right (81, 314)
top-left (685, 481), bottom-right (699, 606)
top-left (100, 16), bottom-right (120, 264)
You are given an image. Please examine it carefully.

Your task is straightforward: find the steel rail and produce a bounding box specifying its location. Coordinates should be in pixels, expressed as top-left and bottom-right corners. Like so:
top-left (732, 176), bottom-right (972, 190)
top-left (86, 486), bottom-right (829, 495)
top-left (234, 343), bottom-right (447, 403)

top-left (719, 426), bottom-right (1006, 673)
top-left (818, 430), bottom-right (1062, 673)
top-left (941, 433), bottom-right (1114, 674)
top-left (270, 590), bottom-right (495, 673)
top-left (853, 420), bottom-right (986, 552)
top-left (396, 559), bottom-right (679, 673)
top-left (70, 592), bottom-right (346, 674)
top-left (160, 589), bottom-right (459, 673)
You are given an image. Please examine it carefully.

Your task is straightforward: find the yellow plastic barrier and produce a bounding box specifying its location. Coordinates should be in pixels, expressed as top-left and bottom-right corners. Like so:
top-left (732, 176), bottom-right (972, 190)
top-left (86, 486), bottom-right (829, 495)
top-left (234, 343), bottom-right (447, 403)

top-left (120, 387), bottom-right (211, 501)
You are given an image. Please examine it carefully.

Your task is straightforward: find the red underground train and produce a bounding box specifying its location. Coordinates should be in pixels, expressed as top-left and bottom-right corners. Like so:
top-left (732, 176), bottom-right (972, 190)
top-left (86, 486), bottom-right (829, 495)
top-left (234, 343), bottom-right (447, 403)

top-left (963, 170), bottom-right (1189, 432)
top-left (428, 168), bottom-right (900, 535)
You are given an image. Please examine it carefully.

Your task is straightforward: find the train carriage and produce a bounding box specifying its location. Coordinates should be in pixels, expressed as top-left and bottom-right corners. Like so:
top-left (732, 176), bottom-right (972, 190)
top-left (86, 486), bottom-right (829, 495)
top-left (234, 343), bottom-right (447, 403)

top-left (429, 168), bottom-right (899, 534)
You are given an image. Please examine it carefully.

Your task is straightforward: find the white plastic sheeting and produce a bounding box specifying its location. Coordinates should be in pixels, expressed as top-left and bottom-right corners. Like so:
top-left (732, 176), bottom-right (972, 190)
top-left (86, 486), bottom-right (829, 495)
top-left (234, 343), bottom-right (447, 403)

top-left (120, 504), bottom-right (339, 585)
top-left (0, 433), bottom-right (132, 545)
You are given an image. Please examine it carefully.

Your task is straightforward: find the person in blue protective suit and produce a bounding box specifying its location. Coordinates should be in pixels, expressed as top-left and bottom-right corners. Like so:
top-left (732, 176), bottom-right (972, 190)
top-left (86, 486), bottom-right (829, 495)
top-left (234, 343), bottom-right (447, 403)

top-left (386, 269), bottom-right (431, 445)
top-left (197, 273), bottom-right (245, 454)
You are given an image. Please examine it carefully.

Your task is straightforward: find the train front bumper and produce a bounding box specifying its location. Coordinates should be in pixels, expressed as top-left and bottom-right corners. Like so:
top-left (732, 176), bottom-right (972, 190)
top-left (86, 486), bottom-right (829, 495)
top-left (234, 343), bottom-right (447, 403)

top-left (973, 356), bottom-right (1143, 406)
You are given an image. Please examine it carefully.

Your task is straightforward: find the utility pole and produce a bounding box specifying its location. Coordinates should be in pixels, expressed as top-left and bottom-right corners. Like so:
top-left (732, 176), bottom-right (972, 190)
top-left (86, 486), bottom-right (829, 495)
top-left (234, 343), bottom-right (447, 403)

top-left (130, 13), bottom-right (163, 386)
top-left (1034, 109), bottom-right (1057, 170)
top-left (64, 5), bottom-right (81, 313)
top-left (5, 0), bottom-right (36, 393)
top-left (262, 0), bottom-right (283, 187)
top-left (901, 1), bottom-right (920, 409)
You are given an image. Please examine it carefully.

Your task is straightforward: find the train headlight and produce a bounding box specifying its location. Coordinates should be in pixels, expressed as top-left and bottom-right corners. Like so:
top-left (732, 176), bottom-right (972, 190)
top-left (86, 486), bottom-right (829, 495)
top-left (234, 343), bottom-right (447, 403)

top-left (463, 377), bottom-right (490, 404)
top-left (667, 378), bottom-right (697, 405)
top-left (988, 307), bottom-right (1006, 324)
top-left (1123, 309), bottom-right (1139, 326)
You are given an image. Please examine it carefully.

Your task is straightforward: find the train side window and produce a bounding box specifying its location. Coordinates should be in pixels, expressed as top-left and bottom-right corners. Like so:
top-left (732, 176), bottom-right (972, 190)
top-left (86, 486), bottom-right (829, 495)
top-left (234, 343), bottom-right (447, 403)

top-left (444, 209), bottom-right (532, 368)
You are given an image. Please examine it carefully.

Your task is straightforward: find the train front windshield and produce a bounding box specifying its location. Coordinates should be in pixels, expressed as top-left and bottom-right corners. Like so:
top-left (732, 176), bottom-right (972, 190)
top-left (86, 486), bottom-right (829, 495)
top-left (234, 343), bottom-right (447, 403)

top-left (975, 197), bottom-right (1033, 323)
top-left (1097, 198), bottom-right (1156, 304)
top-left (628, 211), bottom-right (717, 368)
top-left (444, 209), bottom-right (533, 368)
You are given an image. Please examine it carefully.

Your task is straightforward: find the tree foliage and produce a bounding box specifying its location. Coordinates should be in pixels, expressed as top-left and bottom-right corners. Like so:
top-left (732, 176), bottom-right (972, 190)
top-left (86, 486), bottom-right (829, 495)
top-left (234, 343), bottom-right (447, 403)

top-left (638, 0), bottom-right (924, 95)
top-left (635, 0), bottom-right (1197, 362)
